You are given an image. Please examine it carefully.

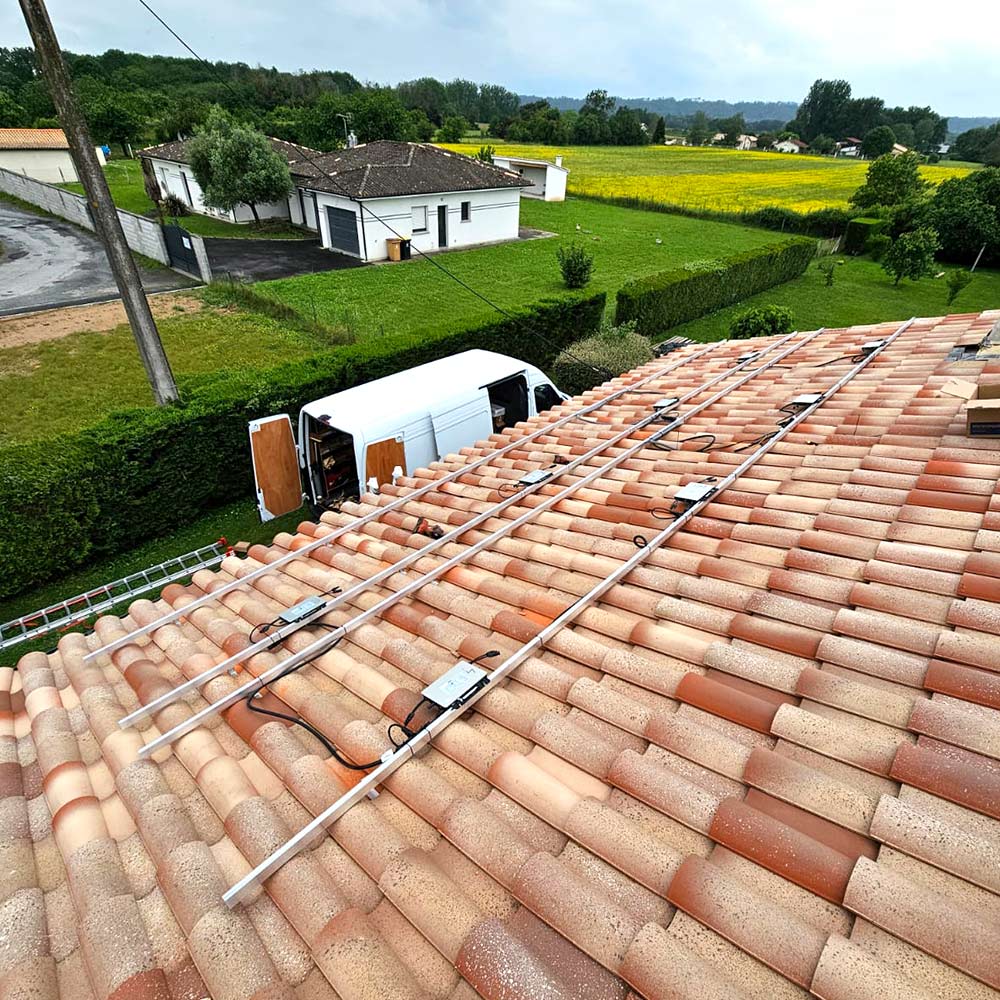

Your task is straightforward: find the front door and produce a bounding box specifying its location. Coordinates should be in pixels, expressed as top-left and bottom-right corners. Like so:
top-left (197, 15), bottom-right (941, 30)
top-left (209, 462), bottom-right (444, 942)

top-left (437, 204), bottom-right (448, 248)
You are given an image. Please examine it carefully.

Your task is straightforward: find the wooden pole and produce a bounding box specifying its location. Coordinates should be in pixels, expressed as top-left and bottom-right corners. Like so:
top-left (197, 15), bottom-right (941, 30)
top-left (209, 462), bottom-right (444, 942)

top-left (19, 0), bottom-right (179, 404)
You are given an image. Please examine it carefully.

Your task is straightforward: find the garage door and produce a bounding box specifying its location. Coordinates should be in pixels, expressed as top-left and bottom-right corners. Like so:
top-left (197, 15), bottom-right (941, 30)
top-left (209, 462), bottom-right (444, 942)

top-left (326, 206), bottom-right (360, 256)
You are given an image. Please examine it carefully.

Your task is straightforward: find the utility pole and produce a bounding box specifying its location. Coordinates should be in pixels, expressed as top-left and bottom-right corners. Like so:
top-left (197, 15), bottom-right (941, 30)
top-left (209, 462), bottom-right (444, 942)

top-left (19, 0), bottom-right (179, 404)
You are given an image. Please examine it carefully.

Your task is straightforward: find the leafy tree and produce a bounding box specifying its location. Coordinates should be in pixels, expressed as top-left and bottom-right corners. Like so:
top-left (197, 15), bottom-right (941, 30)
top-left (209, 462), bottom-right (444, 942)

top-left (952, 123), bottom-right (1000, 164)
top-left (556, 242), bottom-right (594, 288)
top-left (407, 108), bottom-right (435, 142)
top-left (687, 111), bottom-right (710, 146)
top-left (794, 79), bottom-right (851, 141)
top-left (475, 144), bottom-right (496, 163)
top-left (715, 113), bottom-right (746, 146)
top-left (861, 125), bottom-right (896, 159)
top-left (393, 76), bottom-right (448, 122)
top-left (985, 139), bottom-right (1000, 167)
top-left (890, 121), bottom-right (914, 149)
top-left (75, 78), bottom-right (151, 148)
top-left (188, 107), bottom-right (293, 222)
top-left (881, 228), bottom-right (941, 285)
top-left (437, 115), bottom-right (468, 143)
top-left (756, 132), bottom-right (775, 150)
top-left (443, 79), bottom-right (480, 121)
top-left (350, 89), bottom-right (417, 143)
top-left (850, 152), bottom-right (928, 210)
top-left (0, 88), bottom-right (27, 127)
top-left (478, 84), bottom-right (520, 125)
top-left (581, 89), bottom-right (616, 117)
top-left (930, 170), bottom-right (1000, 264)
top-left (946, 269), bottom-right (973, 305)
top-left (811, 134), bottom-right (835, 155)
top-left (652, 116), bottom-right (666, 144)
top-left (609, 106), bottom-right (648, 145)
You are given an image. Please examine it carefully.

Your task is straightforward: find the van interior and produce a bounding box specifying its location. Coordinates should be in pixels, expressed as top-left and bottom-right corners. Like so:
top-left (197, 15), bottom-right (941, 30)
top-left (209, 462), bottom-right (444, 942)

top-left (307, 416), bottom-right (358, 505)
top-left (486, 374), bottom-right (529, 431)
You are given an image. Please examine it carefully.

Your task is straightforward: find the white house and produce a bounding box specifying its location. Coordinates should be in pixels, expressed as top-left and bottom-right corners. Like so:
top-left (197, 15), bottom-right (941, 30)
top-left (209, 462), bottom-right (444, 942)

top-left (735, 134), bottom-right (758, 151)
top-left (490, 153), bottom-right (567, 201)
top-left (772, 138), bottom-right (810, 154)
top-left (890, 143), bottom-right (910, 156)
top-left (0, 128), bottom-right (79, 183)
top-left (139, 138), bottom-right (530, 262)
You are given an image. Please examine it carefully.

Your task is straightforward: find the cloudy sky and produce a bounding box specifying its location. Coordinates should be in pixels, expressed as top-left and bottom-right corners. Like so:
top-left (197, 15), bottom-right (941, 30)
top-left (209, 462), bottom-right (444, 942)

top-left (4, 0), bottom-right (999, 115)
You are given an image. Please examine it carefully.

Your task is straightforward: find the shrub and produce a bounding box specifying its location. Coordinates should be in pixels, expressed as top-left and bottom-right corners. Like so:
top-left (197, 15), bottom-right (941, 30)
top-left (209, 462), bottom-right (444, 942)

top-left (160, 193), bottom-right (190, 217)
top-left (475, 144), bottom-right (496, 163)
top-left (615, 238), bottom-right (815, 334)
top-left (881, 227), bottom-right (941, 285)
top-left (729, 305), bottom-right (794, 340)
top-left (437, 115), bottom-right (468, 143)
top-left (844, 217), bottom-right (886, 255)
top-left (866, 233), bottom-right (891, 261)
top-left (552, 318), bottom-right (654, 395)
top-left (817, 260), bottom-right (836, 286)
top-left (0, 293), bottom-right (605, 598)
top-left (556, 242), bottom-right (595, 289)
top-left (946, 269), bottom-right (973, 305)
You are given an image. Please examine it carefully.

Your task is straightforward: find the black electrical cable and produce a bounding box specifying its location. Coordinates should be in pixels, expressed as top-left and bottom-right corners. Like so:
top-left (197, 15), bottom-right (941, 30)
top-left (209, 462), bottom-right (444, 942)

top-left (135, 0), bottom-right (614, 382)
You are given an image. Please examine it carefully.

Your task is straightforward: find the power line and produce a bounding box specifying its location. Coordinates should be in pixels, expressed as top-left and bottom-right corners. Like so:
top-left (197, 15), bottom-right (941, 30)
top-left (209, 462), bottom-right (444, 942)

top-left (135, 0), bottom-right (613, 379)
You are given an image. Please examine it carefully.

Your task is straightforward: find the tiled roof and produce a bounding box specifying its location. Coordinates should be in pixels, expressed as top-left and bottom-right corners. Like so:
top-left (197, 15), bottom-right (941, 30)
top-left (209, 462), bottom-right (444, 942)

top-left (139, 136), bottom-right (323, 169)
top-left (0, 128), bottom-right (70, 150)
top-left (293, 141), bottom-right (529, 198)
top-left (6, 310), bottom-right (1000, 1000)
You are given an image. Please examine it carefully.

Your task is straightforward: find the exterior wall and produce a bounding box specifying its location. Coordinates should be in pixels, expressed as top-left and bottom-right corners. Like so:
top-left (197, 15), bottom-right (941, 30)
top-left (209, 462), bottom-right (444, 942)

top-left (288, 188), bottom-right (320, 230)
top-left (0, 165), bottom-right (170, 264)
top-left (0, 148), bottom-right (78, 183)
top-left (311, 186), bottom-right (520, 261)
top-left (492, 157), bottom-right (566, 201)
top-left (147, 155), bottom-right (291, 223)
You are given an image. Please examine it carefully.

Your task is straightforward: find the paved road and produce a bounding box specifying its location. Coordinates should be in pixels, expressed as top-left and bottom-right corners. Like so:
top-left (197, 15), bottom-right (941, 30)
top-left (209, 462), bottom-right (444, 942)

top-left (204, 236), bottom-right (364, 282)
top-left (0, 201), bottom-right (193, 316)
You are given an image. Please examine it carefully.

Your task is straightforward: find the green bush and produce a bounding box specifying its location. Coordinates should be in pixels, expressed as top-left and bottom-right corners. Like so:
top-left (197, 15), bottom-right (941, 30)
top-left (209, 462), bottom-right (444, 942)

top-left (946, 268), bottom-right (973, 305)
top-left (552, 318), bottom-right (654, 395)
top-left (556, 242), bottom-right (595, 289)
top-left (615, 237), bottom-right (815, 334)
top-left (0, 294), bottom-right (605, 599)
top-left (730, 305), bottom-right (795, 339)
top-left (866, 233), bottom-right (891, 261)
top-left (844, 217), bottom-right (887, 255)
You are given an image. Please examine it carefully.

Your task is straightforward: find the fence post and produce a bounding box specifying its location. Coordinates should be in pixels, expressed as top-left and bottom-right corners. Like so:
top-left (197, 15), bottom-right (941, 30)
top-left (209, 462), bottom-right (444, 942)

top-left (189, 233), bottom-right (213, 284)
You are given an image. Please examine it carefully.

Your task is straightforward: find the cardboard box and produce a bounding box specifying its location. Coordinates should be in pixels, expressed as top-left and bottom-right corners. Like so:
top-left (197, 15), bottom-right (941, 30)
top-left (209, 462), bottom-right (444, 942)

top-left (966, 383), bottom-right (1000, 437)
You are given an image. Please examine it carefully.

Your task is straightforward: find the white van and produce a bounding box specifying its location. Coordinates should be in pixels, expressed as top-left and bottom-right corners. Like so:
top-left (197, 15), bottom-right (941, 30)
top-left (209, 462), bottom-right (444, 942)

top-left (249, 350), bottom-right (568, 521)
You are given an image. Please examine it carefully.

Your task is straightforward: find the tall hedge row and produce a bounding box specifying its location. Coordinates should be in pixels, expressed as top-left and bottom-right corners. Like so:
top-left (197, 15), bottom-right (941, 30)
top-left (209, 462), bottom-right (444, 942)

top-left (615, 237), bottom-right (816, 334)
top-left (0, 293), bottom-right (605, 598)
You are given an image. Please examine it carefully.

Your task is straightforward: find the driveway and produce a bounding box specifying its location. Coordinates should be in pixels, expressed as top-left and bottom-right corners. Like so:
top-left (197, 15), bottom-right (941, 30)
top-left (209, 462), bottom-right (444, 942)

top-left (203, 236), bottom-right (364, 282)
top-left (0, 201), bottom-right (193, 317)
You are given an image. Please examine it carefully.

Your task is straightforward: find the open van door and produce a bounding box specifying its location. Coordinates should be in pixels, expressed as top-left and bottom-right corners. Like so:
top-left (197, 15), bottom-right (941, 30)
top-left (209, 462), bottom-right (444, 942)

top-left (430, 395), bottom-right (494, 459)
top-left (249, 414), bottom-right (303, 521)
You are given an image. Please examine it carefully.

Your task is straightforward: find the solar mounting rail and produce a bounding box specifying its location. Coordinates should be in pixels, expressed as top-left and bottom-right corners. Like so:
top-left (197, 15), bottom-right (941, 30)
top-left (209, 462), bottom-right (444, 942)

top-left (0, 541), bottom-right (227, 655)
top-left (220, 316), bottom-right (916, 907)
top-left (131, 325), bottom-right (825, 754)
top-left (85, 340), bottom-right (729, 665)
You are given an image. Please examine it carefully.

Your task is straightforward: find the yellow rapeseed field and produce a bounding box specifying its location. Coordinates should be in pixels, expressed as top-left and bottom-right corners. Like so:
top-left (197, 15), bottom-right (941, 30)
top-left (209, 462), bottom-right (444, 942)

top-left (441, 143), bottom-right (973, 214)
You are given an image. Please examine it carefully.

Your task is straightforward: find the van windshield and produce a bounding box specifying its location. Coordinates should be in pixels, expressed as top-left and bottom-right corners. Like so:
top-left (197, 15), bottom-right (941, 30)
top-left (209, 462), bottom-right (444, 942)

top-left (306, 416), bottom-right (358, 505)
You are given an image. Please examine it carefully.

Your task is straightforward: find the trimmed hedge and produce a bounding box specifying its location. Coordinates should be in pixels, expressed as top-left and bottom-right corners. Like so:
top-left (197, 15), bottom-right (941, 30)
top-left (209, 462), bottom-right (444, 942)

top-left (614, 237), bottom-right (816, 334)
top-left (0, 293), bottom-right (605, 598)
top-left (844, 217), bottom-right (887, 255)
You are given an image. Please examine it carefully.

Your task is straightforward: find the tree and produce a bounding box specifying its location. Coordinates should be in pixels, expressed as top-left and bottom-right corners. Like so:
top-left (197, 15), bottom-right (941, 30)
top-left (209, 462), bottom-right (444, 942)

top-left (395, 76), bottom-right (448, 123)
top-left (437, 115), bottom-right (468, 142)
top-left (930, 170), bottom-right (1000, 264)
top-left (350, 88), bottom-right (416, 143)
top-left (581, 89), bottom-right (615, 117)
top-left (715, 113), bottom-right (745, 146)
top-left (652, 116), bottom-right (666, 144)
top-left (985, 139), bottom-right (1000, 167)
top-left (861, 125), bottom-right (896, 159)
top-left (946, 269), bottom-right (973, 305)
top-left (952, 123), bottom-right (1000, 164)
top-left (687, 110), bottom-right (710, 146)
top-left (0, 87), bottom-right (27, 127)
top-left (408, 108), bottom-right (435, 142)
top-left (609, 106), bottom-right (648, 145)
top-left (850, 152), bottom-right (928, 210)
top-left (188, 107), bottom-right (293, 222)
top-left (794, 79), bottom-right (852, 141)
top-left (75, 77), bottom-right (150, 148)
top-left (443, 79), bottom-right (480, 121)
top-left (881, 228), bottom-right (941, 285)
top-left (811, 134), bottom-right (835, 155)
top-left (756, 131), bottom-right (776, 150)
top-left (890, 121), bottom-right (914, 149)
top-left (475, 144), bottom-right (496, 163)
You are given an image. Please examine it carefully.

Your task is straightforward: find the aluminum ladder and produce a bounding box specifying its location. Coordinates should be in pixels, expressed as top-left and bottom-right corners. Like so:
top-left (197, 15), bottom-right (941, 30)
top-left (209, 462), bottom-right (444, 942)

top-left (0, 540), bottom-right (230, 655)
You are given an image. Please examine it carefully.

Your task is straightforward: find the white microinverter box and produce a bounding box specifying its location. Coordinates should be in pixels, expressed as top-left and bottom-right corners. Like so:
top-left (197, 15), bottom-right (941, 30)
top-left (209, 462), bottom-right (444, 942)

top-left (673, 482), bottom-right (716, 505)
top-left (652, 397), bottom-right (680, 412)
top-left (787, 393), bottom-right (823, 408)
top-left (518, 469), bottom-right (554, 487)
top-left (421, 660), bottom-right (488, 709)
top-left (277, 595), bottom-right (327, 625)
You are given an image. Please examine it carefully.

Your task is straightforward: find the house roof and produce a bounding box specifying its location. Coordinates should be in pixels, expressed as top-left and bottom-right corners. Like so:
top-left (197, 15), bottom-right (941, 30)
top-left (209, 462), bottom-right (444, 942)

top-left (0, 128), bottom-right (70, 150)
top-left (7, 309), bottom-right (1000, 1000)
top-left (491, 154), bottom-right (569, 173)
top-left (140, 135), bottom-right (323, 170)
top-left (295, 141), bottom-right (529, 199)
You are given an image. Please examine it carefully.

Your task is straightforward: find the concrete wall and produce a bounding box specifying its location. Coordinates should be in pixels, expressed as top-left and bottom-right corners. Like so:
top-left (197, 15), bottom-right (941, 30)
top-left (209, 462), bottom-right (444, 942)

top-left (312, 186), bottom-right (521, 261)
top-left (0, 148), bottom-right (78, 184)
top-left (493, 157), bottom-right (566, 201)
top-left (147, 155), bottom-right (292, 223)
top-left (0, 165), bottom-right (170, 265)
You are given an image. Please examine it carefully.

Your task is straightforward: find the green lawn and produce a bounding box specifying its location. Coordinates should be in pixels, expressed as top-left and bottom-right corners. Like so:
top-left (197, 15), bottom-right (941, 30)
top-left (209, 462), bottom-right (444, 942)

top-left (0, 303), bottom-right (337, 444)
top-left (0, 499), bottom-right (307, 667)
top-left (61, 159), bottom-right (308, 239)
top-left (670, 257), bottom-right (1000, 341)
top-left (441, 142), bottom-right (975, 214)
top-left (258, 196), bottom-right (784, 336)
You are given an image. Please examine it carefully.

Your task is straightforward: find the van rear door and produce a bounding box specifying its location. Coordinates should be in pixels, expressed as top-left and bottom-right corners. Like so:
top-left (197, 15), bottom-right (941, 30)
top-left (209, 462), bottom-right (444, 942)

top-left (249, 414), bottom-right (303, 521)
top-left (430, 394), bottom-right (494, 459)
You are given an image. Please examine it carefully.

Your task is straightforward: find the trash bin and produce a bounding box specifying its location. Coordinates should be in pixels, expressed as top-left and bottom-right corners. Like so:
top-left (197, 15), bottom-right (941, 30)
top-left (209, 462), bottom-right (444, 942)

top-left (386, 237), bottom-right (402, 262)
top-left (400, 238), bottom-right (412, 260)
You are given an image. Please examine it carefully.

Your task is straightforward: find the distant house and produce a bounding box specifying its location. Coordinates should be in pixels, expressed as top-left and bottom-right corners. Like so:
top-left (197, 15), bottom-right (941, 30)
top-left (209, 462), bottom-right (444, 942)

top-left (735, 134), bottom-right (758, 151)
top-left (140, 139), bottom-right (530, 261)
top-left (490, 153), bottom-right (567, 201)
top-left (711, 132), bottom-right (727, 144)
top-left (938, 143), bottom-right (952, 155)
top-left (0, 128), bottom-right (79, 183)
top-left (890, 143), bottom-right (910, 156)
top-left (772, 138), bottom-right (809, 154)
top-left (835, 137), bottom-right (862, 157)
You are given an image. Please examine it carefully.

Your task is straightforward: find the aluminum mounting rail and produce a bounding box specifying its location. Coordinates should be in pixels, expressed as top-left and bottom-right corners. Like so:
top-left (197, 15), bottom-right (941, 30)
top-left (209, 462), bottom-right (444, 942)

top-left (86, 342), bottom-right (727, 665)
top-left (221, 316), bottom-right (915, 908)
top-left (134, 326), bottom-right (822, 752)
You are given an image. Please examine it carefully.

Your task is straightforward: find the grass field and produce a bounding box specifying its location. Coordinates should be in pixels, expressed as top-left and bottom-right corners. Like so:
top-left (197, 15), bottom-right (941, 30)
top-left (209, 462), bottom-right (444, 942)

top-left (671, 257), bottom-right (1000, 341)
top-left (258, 196), bottom-right (781, 333)
top-left (442, 143), bottom-right (974, 214)
top-left (61, 160), bottom-right (306, 239)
